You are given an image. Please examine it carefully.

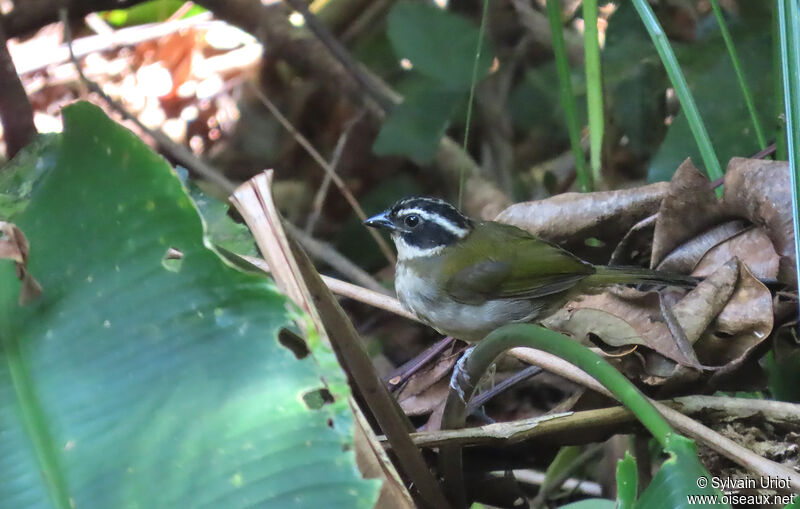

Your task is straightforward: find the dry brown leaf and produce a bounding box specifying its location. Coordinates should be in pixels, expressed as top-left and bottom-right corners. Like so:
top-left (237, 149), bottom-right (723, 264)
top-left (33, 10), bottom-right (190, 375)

top-left (543, 260), bottom-right (740, 371)
top-left (0, 221), bottom-right (42, 305)
top-left (542, 290), bottom-right (698, 366)
top-left (656, 220), bottom-right (749, 275)
top-left (651, 158), bottom-right (726, 267)
top-left (398, 377), bottom-right (451, 417)
top-left (722, 158), bottom-right (796, 284)
top-left (495, 182), bottom-right (669, 250)
top-left (395, 347), bottom-right (460, 413)
top-left (671, 259), bottom-right (739, 343)
top-left (696, 263), bottom-right (773, 368)
top-left (353, 403), bottom-right (416, 509)
top-left (693, 227), bottom-right (780, 280)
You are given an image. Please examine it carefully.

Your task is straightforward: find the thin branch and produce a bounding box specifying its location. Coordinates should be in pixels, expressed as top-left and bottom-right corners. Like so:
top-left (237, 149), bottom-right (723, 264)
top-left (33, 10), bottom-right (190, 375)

top-left (249, 84), bottom-right (396, 264)
top-left (239, 253), bottom-right (412, 318)
top-left (304, 114), bottom-right (360, 233)
top-left (0, 15), bottom-right (36, 159)
top-left (508, 347), bottom-right (800, 493)
top-left (279, 223), bottom-right (391, 296)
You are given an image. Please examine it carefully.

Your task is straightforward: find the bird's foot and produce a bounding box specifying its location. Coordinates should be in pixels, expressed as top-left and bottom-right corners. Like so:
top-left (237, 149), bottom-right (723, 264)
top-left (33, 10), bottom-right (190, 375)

top-left (449, 345), bottom-right (477, 403)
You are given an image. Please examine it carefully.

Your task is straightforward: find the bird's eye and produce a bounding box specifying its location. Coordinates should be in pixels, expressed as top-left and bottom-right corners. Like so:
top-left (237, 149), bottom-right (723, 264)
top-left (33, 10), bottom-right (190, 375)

top-left (404, 215), bottom-right (420, 228)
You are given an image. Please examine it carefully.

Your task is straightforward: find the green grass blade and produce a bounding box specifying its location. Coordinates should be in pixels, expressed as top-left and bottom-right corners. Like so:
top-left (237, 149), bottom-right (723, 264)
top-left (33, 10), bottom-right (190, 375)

top-left (774, 2), bottom-right (788, 161)
top-left (583, 0), bottom-right (604, 185)
top-left (546, 0), bottom-right (592, 192)
top-left (459, 0), bottom-right (490, 208)
top-left (631, 0), bottom-right (723, 187)
top-left (710, 0), bottom-right (767, 149)
top-left (777, 0), bottom-right (800, 307)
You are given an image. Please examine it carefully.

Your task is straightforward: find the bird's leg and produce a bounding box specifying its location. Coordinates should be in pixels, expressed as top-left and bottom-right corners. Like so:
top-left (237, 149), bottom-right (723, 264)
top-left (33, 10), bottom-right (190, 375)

top-left (384, 336), bottom-right (458, 392)
top-left (449, 345), bottom-right (477, 403)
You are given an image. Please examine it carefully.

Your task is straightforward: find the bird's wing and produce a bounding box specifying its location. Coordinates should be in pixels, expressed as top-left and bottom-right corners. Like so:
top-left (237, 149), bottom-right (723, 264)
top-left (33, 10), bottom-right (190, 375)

top-left (444, 223), bottom-right (594, 305)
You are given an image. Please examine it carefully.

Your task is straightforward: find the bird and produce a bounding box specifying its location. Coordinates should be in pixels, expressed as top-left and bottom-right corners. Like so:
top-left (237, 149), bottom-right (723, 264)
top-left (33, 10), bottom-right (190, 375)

top-left (364, 196), bottom-right (697, 343)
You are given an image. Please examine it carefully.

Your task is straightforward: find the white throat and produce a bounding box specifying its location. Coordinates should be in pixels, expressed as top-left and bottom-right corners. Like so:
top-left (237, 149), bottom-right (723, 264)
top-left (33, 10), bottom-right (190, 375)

top-left (393, 235), bottom-right (445, 260)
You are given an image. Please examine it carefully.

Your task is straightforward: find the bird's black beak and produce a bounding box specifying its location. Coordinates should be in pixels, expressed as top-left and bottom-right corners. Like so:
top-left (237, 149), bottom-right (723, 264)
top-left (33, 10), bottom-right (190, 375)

top-left (364, 210), bottom-right (395, 231)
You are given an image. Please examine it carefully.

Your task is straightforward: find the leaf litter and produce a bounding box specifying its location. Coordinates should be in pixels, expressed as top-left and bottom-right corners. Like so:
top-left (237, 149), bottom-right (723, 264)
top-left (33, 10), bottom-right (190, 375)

top-left (498, 158), bottom-right (792, 391)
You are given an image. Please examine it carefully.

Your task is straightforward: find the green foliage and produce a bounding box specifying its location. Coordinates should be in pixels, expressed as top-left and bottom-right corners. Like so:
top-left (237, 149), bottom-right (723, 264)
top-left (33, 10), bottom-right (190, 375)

top-left (180, 173), bottom-right (258, 257)
top-left (616, 452), bottom-right (638, 509)
top-left (0, 135), bottom-right (59, 218)
top-left (385, 2), bottom-right (493, 88)
top-left (765, 331), bottom-right (800, 402)
top-left (373, 2), bottom-right (494, 163)
top-left (649, 26), bottom-right (773, 182)
top-left (0, 103), bottom-right (379, 509)
top-left (373, 81), bottom-right (462, 164)
top-left (603, 3), bottom-right (774, 182)
top-left (103, 0), bottom-right (206, 26)
top-left (635, 435), bottom-right (727, 508)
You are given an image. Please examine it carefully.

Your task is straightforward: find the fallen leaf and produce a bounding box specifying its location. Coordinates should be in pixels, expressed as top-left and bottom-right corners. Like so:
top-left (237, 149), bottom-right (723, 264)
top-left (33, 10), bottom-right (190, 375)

top-left (656, 220), bottom-right (749, 275)
top-left (495, 181), bottom-right (669, 257)
top-left (398, 376), bottom-right (451, 416)
top-left (722, 157), bottom-right (796, 284)
top-left (543, 260), bottom-right (739, 373)
top-left (693, 227), bottom-right (779, 280)
top-left (0, 221), bottom-right (42, 305)
top-left (698, 263), bottom-right (773, 368)
top-left (651, 158), bottom-right (726, 267)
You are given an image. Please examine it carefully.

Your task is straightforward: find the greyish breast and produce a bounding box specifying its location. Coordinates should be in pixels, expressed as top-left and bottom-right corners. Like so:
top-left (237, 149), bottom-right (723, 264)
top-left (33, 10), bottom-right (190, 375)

top-left (394, 262), bottom-right (538, 342)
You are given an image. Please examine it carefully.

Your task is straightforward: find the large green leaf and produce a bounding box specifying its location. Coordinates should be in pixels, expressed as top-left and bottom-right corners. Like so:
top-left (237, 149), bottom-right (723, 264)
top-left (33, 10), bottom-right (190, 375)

top-left (372, 81), bottom-right (462, 164)
top-left (646, 7), bottom-right (774, 182)
top-left (0, 102), bottom-right (379, 509)
top-left (386, 2), bottom-right (493, 89)
top-left (635, 435), bottom-right (727, 509)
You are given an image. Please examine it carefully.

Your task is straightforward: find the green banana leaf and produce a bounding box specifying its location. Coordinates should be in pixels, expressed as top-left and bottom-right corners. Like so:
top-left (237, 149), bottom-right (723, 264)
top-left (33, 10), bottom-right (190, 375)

top-left (0, 102), bottom-right (379, 509)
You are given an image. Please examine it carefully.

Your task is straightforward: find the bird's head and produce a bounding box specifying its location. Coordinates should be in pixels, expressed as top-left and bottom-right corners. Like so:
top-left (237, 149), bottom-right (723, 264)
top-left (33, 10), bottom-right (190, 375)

top-left (364, 197), bottom-right (473, 260)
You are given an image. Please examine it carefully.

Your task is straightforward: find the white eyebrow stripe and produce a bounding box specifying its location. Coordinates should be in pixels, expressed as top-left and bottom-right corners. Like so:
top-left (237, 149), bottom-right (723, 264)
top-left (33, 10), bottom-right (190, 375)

top-left (398, 208), bottom-right (469, 237)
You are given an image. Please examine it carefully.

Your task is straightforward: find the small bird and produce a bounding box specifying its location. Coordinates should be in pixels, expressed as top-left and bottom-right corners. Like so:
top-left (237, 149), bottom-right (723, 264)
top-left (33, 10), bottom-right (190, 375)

top-left (365, 197), bottom-right (697, 342)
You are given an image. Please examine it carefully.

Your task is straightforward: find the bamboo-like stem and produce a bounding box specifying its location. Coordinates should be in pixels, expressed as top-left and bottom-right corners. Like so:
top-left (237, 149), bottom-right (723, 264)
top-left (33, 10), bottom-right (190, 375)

top-left (777, 0), bottom-right (800, 317)
top-left (709, 0), bottom-right (767, 149)
top-left (582, 0), bottom-right (604, 185)
top-left (632, 0), bottom-right (723, 189)
top-left (546, 0), bottom-right (592, 192)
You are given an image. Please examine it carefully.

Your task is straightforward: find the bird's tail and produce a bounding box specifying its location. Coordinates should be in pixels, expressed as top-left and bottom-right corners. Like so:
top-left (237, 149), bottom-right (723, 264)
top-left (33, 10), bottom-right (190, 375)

top-left (586, 265), bottom-right (699, 288)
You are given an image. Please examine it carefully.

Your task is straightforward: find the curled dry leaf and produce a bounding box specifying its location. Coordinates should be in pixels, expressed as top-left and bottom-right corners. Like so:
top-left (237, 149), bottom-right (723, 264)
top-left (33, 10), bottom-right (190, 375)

top-left (542, 289), bottom-right (699, 367)
top-left (650, 158), bottom-right (726, 267)
top-left (396, 346), bottom-right (460, 416)
top-left (542, 259), bottom-right (740, 378)
top-left (0, 221), bottom-right (42, 305)
top-left (722, 158), bottom-right (796, 285)
top-left (495, 181), bottom-right (669, 251)
top-left (696, 263), bottom-right (774, 368)
top-left (656, 220), bottom-right (749, 275)
top-left (693, 227), bottom-right (780, 280)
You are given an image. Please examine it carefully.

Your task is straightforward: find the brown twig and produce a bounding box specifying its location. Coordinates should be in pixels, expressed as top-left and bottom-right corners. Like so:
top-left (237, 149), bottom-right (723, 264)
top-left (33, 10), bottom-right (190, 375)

top-left (16, 12), bottom-right (215, 75)
top-left (508, 347), bottom-right (800, 493)
top-left (283, 222), bottom-right (390, 295)
top-left (304, 113), bottom-right (361, 234)
top-left (249, 84), bottom-right (396, 264)
top-left (0, 15), bottom-right (36, 159)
